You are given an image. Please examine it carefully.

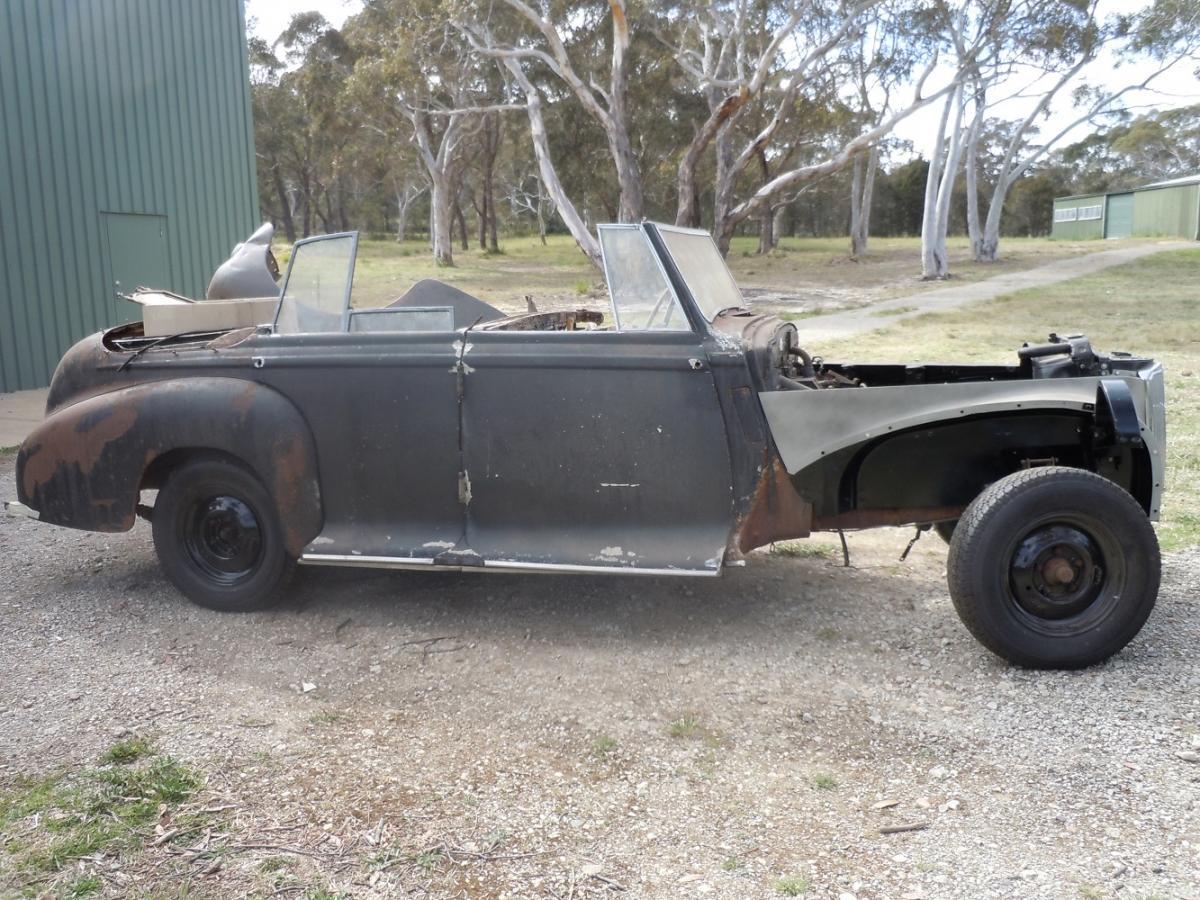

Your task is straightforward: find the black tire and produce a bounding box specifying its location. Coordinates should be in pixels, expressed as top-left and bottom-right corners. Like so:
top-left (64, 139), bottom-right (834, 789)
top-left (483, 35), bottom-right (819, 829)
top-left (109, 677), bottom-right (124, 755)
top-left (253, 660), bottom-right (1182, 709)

top-left (934, 520), bottom-right (957, 544)
top-left (152, 457), bottom-right (293, 612)
top-left (946, 466), bottom-right (1159, 669)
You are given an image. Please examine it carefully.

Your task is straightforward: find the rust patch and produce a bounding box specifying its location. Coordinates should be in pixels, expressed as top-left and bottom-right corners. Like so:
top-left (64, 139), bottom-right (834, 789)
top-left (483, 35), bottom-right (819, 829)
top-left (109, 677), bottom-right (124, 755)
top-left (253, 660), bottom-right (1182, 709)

top-left (731, 455), bottom-right (813, 555)
top-left (812, 506), bottom-right (964, 531)
top-left (270, 432), bottom-right (320, 556)
top-left (20, 402), bottom-right (139, 497)
top-left (230, 380), bottom-right (258, 416)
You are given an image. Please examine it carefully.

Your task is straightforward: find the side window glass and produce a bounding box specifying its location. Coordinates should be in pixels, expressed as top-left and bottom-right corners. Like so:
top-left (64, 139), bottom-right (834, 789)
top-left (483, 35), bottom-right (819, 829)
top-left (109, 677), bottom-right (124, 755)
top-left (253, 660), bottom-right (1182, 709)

top-left (598, 227), bottom-right (690, 331)
top-left (274, 234), bottom-right (357, 334)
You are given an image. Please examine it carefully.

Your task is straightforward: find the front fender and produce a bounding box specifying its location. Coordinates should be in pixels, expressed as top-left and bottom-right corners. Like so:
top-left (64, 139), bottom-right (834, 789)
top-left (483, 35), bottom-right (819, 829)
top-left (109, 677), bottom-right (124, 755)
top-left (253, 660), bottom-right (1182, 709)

top-left (760, 376), bottom-right (1153, 474)
top-left (761, 374), bottom-right (1162, 523)
top-left (16, 377), bottom-right (322, 555)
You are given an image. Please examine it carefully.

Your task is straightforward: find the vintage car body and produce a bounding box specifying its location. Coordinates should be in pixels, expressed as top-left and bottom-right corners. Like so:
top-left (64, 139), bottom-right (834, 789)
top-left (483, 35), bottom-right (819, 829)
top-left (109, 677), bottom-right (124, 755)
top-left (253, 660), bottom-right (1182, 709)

top-left (7, 223), bottom-right (1166, 668)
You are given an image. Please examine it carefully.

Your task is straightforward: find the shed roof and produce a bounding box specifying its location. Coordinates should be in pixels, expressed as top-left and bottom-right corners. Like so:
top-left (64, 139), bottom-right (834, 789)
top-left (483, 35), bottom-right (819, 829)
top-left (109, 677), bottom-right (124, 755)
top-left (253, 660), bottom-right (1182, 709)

top-left (1055, 173), bottom-right (1200, 202)
top-left (1141, 174), bottom-right (1200, 188)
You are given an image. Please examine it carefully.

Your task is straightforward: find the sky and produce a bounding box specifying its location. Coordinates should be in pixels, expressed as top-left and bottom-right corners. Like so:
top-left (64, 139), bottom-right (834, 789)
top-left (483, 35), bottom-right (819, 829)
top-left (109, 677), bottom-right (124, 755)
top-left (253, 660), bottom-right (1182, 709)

top-left (246, 0), bottom-right (1200, 164)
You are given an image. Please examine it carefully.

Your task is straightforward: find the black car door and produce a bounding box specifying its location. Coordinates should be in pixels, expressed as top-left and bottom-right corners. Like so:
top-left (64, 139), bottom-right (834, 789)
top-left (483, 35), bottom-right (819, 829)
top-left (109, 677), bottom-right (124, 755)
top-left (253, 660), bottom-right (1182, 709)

top-left (457, 227), bottom-right (734, 573)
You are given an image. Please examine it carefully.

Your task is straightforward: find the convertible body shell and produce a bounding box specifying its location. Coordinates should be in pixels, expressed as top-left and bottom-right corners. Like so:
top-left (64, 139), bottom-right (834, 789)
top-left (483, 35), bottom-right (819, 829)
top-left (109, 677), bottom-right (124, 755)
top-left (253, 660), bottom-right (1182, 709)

top-left (10, 223), bottom-right (1166, 579)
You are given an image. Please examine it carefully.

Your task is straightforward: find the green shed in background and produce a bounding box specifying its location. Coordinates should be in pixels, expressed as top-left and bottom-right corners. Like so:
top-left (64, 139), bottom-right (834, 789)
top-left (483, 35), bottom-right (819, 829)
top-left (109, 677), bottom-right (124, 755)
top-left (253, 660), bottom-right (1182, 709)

top-left (1051, 175), bottom-right (1200, 242)
top-left (0, 0), bottom-right (259, 392)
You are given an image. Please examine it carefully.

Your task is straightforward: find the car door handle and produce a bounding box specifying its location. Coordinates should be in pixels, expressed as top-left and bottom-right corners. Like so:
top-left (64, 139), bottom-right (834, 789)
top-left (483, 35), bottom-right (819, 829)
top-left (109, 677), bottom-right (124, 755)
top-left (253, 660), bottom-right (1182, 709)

top-left (688, 358), bottom-right (705, 371)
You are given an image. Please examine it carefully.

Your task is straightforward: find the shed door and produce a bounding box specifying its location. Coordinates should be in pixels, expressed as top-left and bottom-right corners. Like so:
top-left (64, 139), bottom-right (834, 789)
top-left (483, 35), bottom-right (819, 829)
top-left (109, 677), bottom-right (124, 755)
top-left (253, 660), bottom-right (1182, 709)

top-left (1105, 193), bottom-right (1133, 239)
top-left (102, 212), bottom-right (168, 315)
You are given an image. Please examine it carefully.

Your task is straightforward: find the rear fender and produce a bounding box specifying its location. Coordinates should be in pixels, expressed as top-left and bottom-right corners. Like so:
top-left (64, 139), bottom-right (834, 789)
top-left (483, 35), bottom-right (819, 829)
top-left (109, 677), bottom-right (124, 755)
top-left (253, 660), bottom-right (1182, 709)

top-left (16, 377), bottom-right (322, 555)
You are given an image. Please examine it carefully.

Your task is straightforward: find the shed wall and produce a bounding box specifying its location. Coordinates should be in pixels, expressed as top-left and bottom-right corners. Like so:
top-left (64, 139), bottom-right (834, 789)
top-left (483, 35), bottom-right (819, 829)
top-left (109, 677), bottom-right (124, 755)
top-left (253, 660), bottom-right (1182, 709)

top-left (0, 0), bottom-right (258, 392)
top-left (1132, 183), bottom-right (1200, 239)
top-left (1051, 195), bottom-right (1106, 240)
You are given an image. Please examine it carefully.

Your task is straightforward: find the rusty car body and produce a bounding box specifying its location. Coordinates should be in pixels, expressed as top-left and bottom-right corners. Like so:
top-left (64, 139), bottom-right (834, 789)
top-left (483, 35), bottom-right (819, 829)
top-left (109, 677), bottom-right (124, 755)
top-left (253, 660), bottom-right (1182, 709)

top-left (7, 223), bottom-right (1166, 668)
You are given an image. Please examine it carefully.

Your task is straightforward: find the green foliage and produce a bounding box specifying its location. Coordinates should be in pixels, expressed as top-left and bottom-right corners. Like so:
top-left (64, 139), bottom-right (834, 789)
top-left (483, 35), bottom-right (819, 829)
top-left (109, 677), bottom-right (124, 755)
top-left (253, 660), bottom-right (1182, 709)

top-left (811, 773), bottom-right (838, 790)
top-left (775, 875), bottom-right (811, 896)
top-left (668, 714), bottom-right (702, 739)
top-left (67, 874), bottom-right (103, 897)
top-left (0, 747), bottom-right (203, 881)
top-left (101, 735), bottom-right (155, 765)
top-left (769, 541), bottom-right (837, 559)
top-left (591, 735), bottom-right (618, 756)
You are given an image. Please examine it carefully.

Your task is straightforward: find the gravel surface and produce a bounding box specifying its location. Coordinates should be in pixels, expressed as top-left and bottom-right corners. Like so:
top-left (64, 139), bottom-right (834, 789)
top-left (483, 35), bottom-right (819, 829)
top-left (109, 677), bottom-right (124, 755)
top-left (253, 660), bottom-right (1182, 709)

top-left (1, 454), bottom-right (1198, 899)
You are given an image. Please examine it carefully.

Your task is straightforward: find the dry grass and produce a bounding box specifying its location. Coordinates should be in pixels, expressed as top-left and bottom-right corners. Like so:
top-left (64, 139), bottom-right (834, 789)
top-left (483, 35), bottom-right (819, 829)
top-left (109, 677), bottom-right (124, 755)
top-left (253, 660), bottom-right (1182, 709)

top-left (275, 233), bottom-right (1114, 317)
top-left (815, 248), bottom-right (1200, 550)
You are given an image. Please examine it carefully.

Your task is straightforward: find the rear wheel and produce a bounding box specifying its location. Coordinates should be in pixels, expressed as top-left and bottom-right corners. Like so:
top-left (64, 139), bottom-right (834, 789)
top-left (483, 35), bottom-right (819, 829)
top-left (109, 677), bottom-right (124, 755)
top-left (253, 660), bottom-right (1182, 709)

top-left (946, 467), bottom-right (1159, 669)
top-left (152, 458), bottom-right (293, 612)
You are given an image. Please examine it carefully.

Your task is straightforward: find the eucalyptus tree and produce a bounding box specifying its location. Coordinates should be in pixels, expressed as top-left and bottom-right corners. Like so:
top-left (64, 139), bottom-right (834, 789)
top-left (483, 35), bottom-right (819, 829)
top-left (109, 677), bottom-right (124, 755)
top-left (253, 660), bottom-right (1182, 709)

top-left (346, 0), bottom-right (518, 265)
top-left (958, 0), bottom-right (1200, 263)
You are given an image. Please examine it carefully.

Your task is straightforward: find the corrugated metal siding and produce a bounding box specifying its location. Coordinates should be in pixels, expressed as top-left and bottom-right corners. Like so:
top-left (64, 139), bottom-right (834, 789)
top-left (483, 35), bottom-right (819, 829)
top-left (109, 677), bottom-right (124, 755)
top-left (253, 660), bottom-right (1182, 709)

top-left (1132, 183), bottom-right (1200, 239)
top-left (0, 0), bottom-right (258, 392)
top-left (1051, 195), bottom-right (1105, 240)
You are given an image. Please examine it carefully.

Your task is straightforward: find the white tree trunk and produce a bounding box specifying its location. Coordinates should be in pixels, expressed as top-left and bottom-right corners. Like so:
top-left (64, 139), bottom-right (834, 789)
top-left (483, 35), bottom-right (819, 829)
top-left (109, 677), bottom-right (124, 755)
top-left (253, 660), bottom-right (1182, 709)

top-left (396, 189), bottom-right (409, 243)
top-left (849, 146), bottom-right (879, 258)
top-left (429, 174), bottom-right (454, 267)
top-left (978, 179), bottom-right (1007, 262)
top-left (501, 57), bottom-right (602, 267)
top-left (921, 85), bottom-right (964, 280)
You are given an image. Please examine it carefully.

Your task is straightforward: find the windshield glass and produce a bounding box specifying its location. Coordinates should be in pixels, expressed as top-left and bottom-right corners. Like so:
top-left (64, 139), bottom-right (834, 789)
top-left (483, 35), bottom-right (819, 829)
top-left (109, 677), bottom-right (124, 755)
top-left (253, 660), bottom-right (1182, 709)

top-left (598, 226), bottom-right (690, 331)
top-left (657, 227), bottom-right (743, 321)
top-left (274, 233), bottom-right (357, 334)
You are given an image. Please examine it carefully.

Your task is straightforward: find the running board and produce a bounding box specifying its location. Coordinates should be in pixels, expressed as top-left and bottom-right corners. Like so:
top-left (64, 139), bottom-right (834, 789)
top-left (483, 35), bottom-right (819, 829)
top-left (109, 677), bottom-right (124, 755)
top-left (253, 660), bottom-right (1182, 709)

top-left (298, 553), bottom-right (719, 577)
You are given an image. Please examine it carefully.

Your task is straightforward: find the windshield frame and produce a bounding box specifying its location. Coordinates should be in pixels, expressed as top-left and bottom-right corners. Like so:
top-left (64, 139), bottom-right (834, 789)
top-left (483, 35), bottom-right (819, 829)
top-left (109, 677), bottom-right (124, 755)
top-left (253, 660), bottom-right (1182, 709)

top-left (272, 231), bottom-right (359, 334)
top-left (651, 223), bottom-right (745, 323)
top-left (597, 223), bottom-right (697, 333)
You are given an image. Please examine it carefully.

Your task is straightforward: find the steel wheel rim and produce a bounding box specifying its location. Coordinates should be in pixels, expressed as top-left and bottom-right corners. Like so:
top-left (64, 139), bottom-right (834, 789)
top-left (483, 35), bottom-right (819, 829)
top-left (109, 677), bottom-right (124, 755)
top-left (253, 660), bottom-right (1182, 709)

top-left (183, 495), bottom-right (264, 585)
top-left (1002, 514), bottom-right (1125, 637)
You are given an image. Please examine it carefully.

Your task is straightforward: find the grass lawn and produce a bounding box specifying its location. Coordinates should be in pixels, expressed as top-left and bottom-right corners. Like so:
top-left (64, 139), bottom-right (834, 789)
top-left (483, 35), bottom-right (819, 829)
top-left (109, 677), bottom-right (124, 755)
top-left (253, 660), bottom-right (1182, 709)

top-left (814, 248), bottom-right (1200, 550)
top-left (281, 232), bottom-right (1119, 316)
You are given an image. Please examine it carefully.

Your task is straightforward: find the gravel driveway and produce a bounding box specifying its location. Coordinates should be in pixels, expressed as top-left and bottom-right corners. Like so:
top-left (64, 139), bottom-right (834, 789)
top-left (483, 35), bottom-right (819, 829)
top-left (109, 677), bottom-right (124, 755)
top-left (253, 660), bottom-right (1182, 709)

top-left (1, 454), bottom-right (1197, 899)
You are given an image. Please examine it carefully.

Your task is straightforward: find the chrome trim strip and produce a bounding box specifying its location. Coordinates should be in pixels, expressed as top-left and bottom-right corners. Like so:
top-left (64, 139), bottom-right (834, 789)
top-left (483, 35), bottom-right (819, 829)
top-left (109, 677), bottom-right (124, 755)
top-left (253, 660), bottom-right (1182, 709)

top-left (299, 552), bottom-right (719, 577)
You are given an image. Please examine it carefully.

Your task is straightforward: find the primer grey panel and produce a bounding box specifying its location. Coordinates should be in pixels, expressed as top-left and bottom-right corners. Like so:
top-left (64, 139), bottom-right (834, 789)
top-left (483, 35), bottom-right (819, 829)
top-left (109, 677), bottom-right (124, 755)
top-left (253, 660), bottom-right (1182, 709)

top-left (762, 376), bottom-right (1145, 473)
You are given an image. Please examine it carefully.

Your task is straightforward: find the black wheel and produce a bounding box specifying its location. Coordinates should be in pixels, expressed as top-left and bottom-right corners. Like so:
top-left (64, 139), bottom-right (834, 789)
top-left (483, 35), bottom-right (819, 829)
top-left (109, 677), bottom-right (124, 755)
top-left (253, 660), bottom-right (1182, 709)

top-left (152, 457), bottom-right (293, 612)
top-left (946, 466), bottom-right (1159, 669)
top-left (934, 520), bottom-right (957, 544)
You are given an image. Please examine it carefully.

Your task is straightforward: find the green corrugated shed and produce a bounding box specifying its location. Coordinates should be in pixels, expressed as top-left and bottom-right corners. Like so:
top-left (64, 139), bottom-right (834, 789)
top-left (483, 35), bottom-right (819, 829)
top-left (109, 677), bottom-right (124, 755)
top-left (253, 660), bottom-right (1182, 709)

top-left (1051, 176), bottom-right (1200, 242)
top-left (0, 0), bottom-right (258, 392)
top-left (1132, 181), bottom-right (1200, 238)
top-left (1051, 193), bottom-right (1106, 240)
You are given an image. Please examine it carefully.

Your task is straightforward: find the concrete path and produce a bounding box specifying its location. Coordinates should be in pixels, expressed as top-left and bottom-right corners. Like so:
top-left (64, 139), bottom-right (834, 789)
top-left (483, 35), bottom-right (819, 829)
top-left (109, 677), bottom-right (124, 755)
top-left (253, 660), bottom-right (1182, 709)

top-left (799, 240), bottom-right (1193, 344)
top-left (0, 389), bottom-right (47, 449)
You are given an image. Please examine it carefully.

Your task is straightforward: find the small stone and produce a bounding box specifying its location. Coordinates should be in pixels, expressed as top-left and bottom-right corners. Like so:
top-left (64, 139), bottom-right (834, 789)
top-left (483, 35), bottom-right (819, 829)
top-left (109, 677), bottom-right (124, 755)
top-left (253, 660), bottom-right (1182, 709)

top-left (915, 797), bottom-right (931, 809)
top-left (1191, 733), bottom-right (1200, 749)
top-left (839, 893), bottom-right (857, 900)
top-left (301, 682), bottom-right (317, 693)
top-left (928, 766), bottom-right (948, 780)
top-left (67, 691), bottom-right (82, 702)
top-left (871, 799), bottom-right (899, 810)
top-left (1176, 750), bottom-right (1200, 763)
top-left (580, 864), bottom-right (602, 877)
top-left (20, 699), bottom-right (34, 709)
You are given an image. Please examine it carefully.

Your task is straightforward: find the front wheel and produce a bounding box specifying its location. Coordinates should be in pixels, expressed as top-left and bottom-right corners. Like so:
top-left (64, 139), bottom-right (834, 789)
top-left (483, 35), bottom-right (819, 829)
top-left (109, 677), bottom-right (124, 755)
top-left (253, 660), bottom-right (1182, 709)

top-left (152, 457), bottom-right (294, 612)
top-left (947, 467), bottom-right (1160, 669)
